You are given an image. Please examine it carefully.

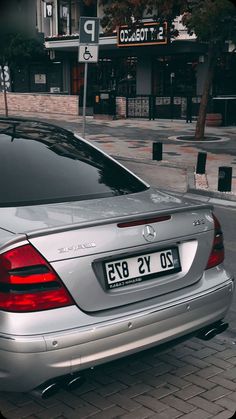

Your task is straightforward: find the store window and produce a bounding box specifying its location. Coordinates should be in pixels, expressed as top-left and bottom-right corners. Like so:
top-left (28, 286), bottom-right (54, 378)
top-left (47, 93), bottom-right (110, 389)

top-left (116, 57), bottom-right (137, 96)
top-left (152, 56), bottom-right (197, 96)
top-left (58, 0), bottom-right (97, 35)
top-left (213, 55), bottom-right (236, 95)
top-left (94, 57), bottom-right (137, 96)
top-left (58, 0), bottom-right (70, 35)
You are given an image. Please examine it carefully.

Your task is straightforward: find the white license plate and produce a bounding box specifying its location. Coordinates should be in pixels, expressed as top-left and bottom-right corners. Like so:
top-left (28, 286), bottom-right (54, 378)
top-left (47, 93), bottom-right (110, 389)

top-left (105, 248), bottom-right (181, 289)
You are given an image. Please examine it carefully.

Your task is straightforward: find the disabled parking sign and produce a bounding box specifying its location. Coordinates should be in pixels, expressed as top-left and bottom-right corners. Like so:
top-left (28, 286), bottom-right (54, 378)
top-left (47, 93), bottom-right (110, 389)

top-left (78, 45), bottom-right (99, 63)
top-left (79, 17), bottom-right (99, 63)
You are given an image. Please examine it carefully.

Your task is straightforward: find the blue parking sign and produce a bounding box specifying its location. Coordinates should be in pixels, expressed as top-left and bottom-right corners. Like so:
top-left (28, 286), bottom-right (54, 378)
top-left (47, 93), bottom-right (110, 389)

top-left (79, 17), bottom-right (100, 44)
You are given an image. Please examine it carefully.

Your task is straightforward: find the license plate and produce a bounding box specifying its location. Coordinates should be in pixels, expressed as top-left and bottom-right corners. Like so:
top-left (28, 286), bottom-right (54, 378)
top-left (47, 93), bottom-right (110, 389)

top-left (104, 248), bottom-right (181, 289)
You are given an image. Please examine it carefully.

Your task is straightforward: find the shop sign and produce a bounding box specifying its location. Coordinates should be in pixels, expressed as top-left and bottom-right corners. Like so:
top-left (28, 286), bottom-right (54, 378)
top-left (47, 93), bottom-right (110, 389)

top-left (45, 3), bottom-right (53, 18)
top-left (118, 21), bottom-right (168, 47)
top-left (0, 66), bottom-right (11, 92)
top-left (35, 74), bottom-right (46, 84)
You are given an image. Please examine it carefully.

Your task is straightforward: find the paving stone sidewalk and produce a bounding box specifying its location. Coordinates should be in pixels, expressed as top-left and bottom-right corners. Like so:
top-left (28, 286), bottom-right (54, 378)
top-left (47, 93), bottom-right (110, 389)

top-left (1, 337), bottom-right (236, 419)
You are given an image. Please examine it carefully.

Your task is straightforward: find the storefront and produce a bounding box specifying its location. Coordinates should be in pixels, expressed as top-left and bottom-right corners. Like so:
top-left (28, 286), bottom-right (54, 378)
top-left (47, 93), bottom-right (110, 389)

top-left (45, 24), bottom-right (203, 100)
top-left (39, 2), bottom-right (236, 119)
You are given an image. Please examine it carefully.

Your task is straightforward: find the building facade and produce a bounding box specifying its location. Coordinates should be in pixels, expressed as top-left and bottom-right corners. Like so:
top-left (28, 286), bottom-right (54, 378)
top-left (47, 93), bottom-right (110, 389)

top-left (2, 0), bottom-right (236, 120)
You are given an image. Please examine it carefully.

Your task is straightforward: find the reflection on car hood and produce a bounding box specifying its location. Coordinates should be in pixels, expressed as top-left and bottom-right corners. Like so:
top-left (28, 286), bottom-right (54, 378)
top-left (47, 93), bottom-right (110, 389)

top-left (0, 188), bottom-right (209, 235)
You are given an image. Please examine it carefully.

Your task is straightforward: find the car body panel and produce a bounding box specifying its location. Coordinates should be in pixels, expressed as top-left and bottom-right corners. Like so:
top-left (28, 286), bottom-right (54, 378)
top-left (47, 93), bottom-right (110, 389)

top-left (0, 279), bottom-right (233, 392)
top-left (0, 188), bottom-right (210, 235)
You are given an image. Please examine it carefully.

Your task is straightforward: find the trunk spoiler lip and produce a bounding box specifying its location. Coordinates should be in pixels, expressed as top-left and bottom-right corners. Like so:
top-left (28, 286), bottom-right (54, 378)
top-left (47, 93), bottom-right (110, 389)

top-left (0, 234), bottom-right (28, 254)
top-left (24, 203), bottom-right (213, 239)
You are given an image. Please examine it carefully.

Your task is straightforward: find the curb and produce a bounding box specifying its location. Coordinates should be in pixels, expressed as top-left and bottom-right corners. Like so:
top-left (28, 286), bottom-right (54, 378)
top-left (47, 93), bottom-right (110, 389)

top-left (115, 155), bottom-right (236, 207)
top-left (187, 170), bottom-right (236, 207)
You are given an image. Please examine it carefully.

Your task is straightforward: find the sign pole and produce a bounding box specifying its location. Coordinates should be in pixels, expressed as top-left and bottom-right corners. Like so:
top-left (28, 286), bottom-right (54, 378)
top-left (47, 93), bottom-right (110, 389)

top-left (82, 61), bottom-right (88, 138)
top-left (79, 17), bottom-right (100, 138)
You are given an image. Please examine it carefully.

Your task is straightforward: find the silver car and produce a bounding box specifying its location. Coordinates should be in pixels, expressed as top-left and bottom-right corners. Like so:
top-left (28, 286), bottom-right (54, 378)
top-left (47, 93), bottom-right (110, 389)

top-left (0, 118), bottom-right (234, 398)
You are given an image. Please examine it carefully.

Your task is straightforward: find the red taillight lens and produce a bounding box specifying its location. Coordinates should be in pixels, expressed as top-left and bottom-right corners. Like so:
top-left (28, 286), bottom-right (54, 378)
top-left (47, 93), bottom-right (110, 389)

top-left (0, 244), bottom-right (74, 312)
top-left (206, 214), bottom-right (224, 269)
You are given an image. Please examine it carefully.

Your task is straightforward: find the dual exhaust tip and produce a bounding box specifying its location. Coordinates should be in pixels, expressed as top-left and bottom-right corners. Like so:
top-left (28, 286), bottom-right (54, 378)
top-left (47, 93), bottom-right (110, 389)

top-left (197, 320), bottom-right (228, 341)
top-left (31, 373), bottom-right (85, 399)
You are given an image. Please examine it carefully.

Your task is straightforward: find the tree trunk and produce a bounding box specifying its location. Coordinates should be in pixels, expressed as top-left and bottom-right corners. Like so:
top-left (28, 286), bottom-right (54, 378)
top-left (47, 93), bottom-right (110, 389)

top-left (195, 43), bottom-right (217, 140)
top-left (0, 64), bottom-right (9, 117)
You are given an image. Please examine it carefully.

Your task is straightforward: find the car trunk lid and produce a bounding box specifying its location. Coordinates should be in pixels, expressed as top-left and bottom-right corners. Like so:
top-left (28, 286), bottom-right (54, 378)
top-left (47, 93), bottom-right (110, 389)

top-left (19, 190), bottom-right (215, 312)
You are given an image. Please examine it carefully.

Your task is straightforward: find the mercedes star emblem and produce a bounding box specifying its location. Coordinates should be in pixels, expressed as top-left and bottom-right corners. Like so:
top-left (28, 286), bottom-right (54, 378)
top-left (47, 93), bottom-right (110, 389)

top-left (142, 225), bottom-right (156, 242)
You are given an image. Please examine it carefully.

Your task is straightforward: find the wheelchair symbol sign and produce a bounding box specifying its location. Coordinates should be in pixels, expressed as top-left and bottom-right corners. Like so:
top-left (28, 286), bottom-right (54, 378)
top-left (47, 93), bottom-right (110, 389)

top-left (83, 46), bottom-right (93, 60)
top-left (78, 45), bottom-right (98, 63)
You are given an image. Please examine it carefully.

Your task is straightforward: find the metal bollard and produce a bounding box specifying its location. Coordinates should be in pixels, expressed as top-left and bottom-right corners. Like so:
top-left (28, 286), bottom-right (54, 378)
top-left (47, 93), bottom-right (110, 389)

top-left (196, 152), bottom-right (207, 174)
top-left (152, 142), bottom-right (163, 161)
top-left (218, 166), bottom-right (232, 192)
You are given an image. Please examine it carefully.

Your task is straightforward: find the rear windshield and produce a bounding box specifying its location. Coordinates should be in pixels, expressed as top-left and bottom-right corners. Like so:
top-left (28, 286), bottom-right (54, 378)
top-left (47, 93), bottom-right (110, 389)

top-left (0, 120), bottom-right (148, 207)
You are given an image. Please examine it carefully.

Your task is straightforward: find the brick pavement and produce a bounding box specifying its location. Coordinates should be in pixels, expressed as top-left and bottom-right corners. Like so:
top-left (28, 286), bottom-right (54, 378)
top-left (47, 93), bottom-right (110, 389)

top-left (1, 337), bottom-right (236, 419)
top-left (84, 132), bottom-right (236, 198)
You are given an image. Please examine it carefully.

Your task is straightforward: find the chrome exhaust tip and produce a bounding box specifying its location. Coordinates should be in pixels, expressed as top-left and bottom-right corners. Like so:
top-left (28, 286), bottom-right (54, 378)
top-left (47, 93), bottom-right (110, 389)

top-left (31, 373), bottom-right (85, 399)
top-left (31, 382), bottom-right (59, 399)
top-left (64, 374), bottom-right (86, 391)
top-left (41, 382), bottom-right (59, 399)
top-left (200, 327), bottom-right (217, 341)
top-left (67, 375), bottom-right (85, 390)
top-left (197, 321), bottom-right (229, 341)
top-left (217, 321), bottom-right (228, 334)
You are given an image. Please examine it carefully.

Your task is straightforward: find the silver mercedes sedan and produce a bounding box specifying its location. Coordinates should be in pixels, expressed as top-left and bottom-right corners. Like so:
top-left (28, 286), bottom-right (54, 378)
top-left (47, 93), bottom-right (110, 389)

top-left (0, 118), bottom-right (234, 398)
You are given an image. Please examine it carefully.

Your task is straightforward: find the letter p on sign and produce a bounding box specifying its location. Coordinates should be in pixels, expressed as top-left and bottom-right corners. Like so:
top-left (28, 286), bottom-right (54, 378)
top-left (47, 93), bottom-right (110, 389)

top-left (79, 17), bottom-right (100, 44)
top-left (84, 20), bottom-right (95, 41)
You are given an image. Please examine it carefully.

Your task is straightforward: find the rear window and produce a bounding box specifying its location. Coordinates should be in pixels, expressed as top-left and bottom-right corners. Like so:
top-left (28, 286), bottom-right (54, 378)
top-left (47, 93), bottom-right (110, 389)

top-left (0, 120), bottom-right (148, 207)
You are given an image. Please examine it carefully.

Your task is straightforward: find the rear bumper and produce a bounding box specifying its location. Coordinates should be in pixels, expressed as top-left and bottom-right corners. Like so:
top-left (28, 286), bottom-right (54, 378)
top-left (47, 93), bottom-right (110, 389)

top-left (0, 279), bottom-right (234, 392)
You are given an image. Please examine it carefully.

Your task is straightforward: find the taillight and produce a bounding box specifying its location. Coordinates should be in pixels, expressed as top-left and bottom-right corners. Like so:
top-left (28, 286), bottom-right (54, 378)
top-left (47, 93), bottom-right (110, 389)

top-left (206, 214), bottom-right (224, 269)
top-left (0, 244), bottom-right (74, 312)
top-left (117, 215), bottom-right (171, 228)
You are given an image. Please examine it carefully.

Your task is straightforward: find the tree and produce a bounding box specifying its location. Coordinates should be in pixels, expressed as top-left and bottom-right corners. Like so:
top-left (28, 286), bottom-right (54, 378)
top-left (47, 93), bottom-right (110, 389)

top-left (0, 32), bottom-right (45, 117)
top-left (182, 0), bottom-right (236, 139)
top-left (97, 0), bottom-right (186, 33)
top-left (97, 0), bottom-right (236, 139)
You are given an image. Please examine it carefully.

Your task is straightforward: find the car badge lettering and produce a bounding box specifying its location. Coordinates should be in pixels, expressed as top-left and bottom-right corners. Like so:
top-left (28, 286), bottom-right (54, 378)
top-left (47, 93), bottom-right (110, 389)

top-left (58, 242), bottom-right (96, 253)
top-left (193, 219), bottom-right (205, 226)
top-left (142, 225), bottom-right (156, 242)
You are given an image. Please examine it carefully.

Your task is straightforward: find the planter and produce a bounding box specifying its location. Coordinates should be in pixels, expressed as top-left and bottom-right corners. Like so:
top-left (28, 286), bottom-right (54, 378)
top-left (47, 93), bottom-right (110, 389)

top-left (206, 113), bottom-right (222, 127)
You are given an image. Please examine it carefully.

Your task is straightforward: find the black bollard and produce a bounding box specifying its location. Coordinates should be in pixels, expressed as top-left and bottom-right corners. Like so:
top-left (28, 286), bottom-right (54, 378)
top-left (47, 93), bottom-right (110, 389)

top-left (218, 166), bottom-right (232, 192)
top-left (196, 152), bottom-right (207, 174)
top-left (152, 142), bottom-right (163, 161)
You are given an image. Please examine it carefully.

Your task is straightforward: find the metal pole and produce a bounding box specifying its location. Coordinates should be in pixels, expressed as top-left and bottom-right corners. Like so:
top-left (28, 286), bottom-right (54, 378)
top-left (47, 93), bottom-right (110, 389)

top-left (218, 166), bottom-right (232, 192)
top-left (196, 152), bottom-right (207, 174)
top-left (82, 62), bottom-right (88, 138)
top-left (152, 142), bottom-right (163, 161)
